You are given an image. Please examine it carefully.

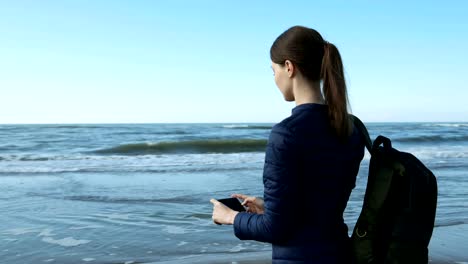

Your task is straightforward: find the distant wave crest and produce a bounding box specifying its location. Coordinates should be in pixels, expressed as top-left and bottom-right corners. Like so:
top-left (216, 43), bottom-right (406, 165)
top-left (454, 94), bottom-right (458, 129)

top-left (425, 123), bottom-right (468, 128)
top-left (222, 125), bottom-right (272, 129)
top-left (395, 135), bottom-right (468, 143)
top-left (92, 139), bottom-right (268, 155)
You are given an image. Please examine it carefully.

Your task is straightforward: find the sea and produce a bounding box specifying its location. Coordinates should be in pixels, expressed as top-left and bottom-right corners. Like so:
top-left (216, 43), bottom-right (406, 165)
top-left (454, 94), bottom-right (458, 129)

top-left (0, 122), bottom-right (467, 263)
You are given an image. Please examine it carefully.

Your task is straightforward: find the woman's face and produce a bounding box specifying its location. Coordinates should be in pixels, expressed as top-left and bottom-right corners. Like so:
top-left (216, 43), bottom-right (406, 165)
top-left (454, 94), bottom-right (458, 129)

top-left (271, 61), bottom-right (294, 101)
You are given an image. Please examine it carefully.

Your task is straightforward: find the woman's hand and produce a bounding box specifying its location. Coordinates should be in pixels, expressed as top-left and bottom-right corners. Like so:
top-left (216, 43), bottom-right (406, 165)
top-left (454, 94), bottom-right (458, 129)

top-left (210, 199), bottom-right (238, 225)
top-left (231, 194), bottom-right (265, 214)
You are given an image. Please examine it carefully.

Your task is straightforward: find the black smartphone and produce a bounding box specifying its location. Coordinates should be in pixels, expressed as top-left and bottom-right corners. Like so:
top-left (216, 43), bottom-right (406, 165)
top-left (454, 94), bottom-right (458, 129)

top-left (217, 198), bottom-right (246, 212)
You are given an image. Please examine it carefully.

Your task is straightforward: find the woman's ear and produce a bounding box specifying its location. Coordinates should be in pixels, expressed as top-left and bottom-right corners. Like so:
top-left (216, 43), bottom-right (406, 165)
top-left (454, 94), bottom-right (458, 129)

top-left (284, 60), bottom-right (295, 78)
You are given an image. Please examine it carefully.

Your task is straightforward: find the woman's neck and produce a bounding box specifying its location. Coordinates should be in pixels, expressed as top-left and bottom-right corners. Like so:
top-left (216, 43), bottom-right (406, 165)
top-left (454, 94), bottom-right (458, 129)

top-left (292, 79), bottom-right (325, 106)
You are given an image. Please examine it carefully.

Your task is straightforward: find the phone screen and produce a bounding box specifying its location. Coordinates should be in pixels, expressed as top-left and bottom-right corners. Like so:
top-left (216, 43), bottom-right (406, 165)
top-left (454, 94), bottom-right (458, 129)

top-left (217, 198), bottom-right (246, 212)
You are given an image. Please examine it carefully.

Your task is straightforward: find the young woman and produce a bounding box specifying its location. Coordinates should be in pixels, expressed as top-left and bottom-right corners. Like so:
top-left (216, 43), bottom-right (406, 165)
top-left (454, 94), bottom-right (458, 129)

top-left (211, 25), bottom-right (365, 263)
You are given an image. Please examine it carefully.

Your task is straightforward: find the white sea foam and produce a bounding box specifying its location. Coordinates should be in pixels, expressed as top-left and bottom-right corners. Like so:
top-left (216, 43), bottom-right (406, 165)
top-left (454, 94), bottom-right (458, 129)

top-left (3, 227), bottom-right (36, 235)
top-left (427, 123), bottom-right (468, 127)
top-left (360, 146), bottom-right (468, 161)
top-left (82, 258), bottom-right (95, 262)
top-left (164, 225), bottom-right (187, 234)
top-left (37, 228), bottom-right (55, 237)
top-left (69, 225), bottom-right (102, 230)
top-left (0, 152), bottom-right (264, 173)
top-left (177, 241), bottom-right (188, 246)
top-left (229, 244), bottom-right (247, 252)
top-left (403, 147), bottom-right (468, 160)
top-left (161, 225), bottom-right (205, 235)
top-left (42, 236), bottom-right (90, 247)
top-left (95, 213), bottom-right (130, 220)
top-left (223, 124), bottom-right (249, 128)
top-left (43, 259), bottom-right (54, 263)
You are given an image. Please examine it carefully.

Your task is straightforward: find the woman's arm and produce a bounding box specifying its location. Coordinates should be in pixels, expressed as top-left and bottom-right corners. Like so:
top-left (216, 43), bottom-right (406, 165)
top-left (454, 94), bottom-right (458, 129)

top-left (233, 124), bottom-right (301, 244)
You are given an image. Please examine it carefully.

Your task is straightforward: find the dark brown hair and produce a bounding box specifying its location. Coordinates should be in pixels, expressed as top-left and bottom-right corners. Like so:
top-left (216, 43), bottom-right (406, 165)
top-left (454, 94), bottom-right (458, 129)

top-left (270, 26), bottom-right (352, 141)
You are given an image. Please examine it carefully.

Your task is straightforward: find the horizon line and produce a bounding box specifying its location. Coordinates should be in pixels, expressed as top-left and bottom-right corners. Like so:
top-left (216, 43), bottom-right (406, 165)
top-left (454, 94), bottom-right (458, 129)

top-left (1, 121), bottom-right (467, 125)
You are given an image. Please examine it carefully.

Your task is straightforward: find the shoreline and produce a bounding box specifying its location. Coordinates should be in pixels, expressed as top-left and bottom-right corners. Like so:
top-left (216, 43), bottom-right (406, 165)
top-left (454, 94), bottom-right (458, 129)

top-left (150, 223), bottom-right (468, 264)
top-left (428, 223), bottom-right (468, 263)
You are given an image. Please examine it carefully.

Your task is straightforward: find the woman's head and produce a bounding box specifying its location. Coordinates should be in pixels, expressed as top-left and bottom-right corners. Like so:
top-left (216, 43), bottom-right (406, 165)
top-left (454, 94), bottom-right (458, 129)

top-left (270, 26), bottom-right (325, 82)
top-left (270, 25), bottom-right (352, 141)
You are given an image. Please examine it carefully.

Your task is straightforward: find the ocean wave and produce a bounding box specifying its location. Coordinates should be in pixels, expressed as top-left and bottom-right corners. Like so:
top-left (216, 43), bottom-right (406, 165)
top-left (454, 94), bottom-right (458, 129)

top-left (60, 195), bottom-right (204, 205)
top-left (435, 220), bottom-right (468, 228)
top-left (19, 156), bottom-right (51, 161)
top-left (0, 154), bottom-right (101, 162)
top-left (222, 124), bottom-right (272, 129)
top-left (394, 135), bottom-right (468, 143)
top-left (0, 165), bottom-right (262, 175)
top-left (92, 139), bottom-right (268, 155)
top-left (0, 152), bottom-right (266, 174)
top-left (0, 151), bottom-right (265, 162)
top-left (113, 130), bottom-right (189, 135)
top-left (42, 236), bottom-right (91, 247)
top-left (51, 125), bottom-right (104, 129)
top-left (424, 123), bottom-right (468, 128)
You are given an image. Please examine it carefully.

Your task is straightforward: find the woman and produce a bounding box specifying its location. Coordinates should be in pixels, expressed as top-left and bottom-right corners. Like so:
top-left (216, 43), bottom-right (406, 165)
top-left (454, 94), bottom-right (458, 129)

top-left (210, 25), bottom-right (365, 263)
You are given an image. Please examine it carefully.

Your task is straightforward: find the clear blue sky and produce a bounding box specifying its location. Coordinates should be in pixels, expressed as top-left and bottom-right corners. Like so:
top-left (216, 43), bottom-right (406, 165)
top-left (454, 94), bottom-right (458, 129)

top-left (0, 1), bottom-right (467, 123)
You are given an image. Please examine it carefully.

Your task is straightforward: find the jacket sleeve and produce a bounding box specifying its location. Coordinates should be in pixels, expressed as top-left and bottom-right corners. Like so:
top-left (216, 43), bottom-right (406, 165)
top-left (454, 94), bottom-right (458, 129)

top-left (233, 123), bottom-right (300, 244)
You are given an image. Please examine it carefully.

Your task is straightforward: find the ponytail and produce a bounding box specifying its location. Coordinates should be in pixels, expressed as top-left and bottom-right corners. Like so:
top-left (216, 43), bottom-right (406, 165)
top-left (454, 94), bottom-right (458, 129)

top-left (321, 42), bottom-right (352, 141)
top-left (269, 26), bottom-right (353, 141)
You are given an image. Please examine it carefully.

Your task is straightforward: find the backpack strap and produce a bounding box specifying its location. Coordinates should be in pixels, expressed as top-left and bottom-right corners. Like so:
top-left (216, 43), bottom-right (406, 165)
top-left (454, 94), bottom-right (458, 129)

top-left (350, 115), bottom-right (372, 154)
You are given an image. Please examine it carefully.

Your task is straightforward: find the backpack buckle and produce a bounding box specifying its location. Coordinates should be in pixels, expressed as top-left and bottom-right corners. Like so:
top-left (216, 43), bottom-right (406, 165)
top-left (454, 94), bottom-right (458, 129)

top-left (355, 227), bottom-right (367, 238)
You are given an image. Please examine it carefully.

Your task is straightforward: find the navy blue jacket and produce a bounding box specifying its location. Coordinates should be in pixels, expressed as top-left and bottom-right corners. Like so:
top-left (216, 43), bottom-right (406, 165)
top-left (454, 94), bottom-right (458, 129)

top-left (233, 103), bottom-right (365, 263)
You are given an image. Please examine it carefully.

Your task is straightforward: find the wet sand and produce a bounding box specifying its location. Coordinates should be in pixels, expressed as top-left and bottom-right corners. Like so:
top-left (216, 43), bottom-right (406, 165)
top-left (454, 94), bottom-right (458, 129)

top-left (428, 223), bottom-right (468, 263)
top-left (151, 224), bottom-right (468, 264)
